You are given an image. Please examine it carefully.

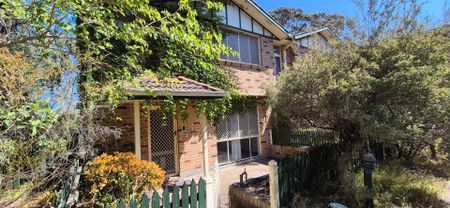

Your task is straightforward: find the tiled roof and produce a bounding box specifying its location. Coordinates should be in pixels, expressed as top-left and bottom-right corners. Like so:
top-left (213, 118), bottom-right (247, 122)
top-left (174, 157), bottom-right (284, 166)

top-left (124, 76), bottom-right (227, 98)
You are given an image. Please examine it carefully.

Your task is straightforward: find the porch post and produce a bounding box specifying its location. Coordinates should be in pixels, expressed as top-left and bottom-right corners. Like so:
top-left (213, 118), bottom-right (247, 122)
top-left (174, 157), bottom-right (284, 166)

top-left (202, 115), bottom-right (209, 177)
top-left (133, 100), bottom-right (141, 160)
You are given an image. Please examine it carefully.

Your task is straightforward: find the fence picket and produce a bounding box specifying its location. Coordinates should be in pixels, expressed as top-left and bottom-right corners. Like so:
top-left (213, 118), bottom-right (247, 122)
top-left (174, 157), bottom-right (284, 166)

top-left (190, 179), bottom-right (197, 208)
top-left (118, 200), bottom-right (126, 208)
top-left (99, 178), bottom-right (206, 208)
top-left (172, 186), bottom-right (180, 208)
top-left (162, 188), bottom-right (170, 208)
top-left (182, 182), bottom-right (189, 208)
top-left (142, 194), bottom-right (150, 208)
top-left (151, 191), bottom-right (160, 208)
top-left (130, 198), bottom-right (137, 208)
top-left (198, 178), bottom-right (206, 208)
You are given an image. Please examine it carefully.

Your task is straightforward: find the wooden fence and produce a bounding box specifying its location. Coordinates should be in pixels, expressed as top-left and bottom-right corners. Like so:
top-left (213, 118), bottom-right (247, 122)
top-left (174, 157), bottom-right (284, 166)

top-left (277, 144), bottom-right (341, 207)
top-left (112, 178), bottom-right (206, 208)
top-left (272, 128), bottom-right (338, 147)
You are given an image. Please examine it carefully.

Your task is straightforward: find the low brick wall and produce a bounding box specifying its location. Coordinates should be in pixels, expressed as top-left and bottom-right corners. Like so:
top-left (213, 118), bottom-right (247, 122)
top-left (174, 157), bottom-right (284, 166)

top-left (229, 175), bottom-right (270, 208)
top-left (229, 188), bottom-right (270, 208)
top-left (270, 145), bottom-right (311, 159)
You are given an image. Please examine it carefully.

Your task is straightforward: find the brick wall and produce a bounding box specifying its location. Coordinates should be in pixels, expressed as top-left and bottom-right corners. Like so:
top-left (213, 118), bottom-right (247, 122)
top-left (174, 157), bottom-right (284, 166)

top-left (260, 37), bottom-right (275, 70)
top-left (257, 101), bottom-right (271, 157)
top-left (218, 36), bottom-right (275, 97)
top-left (176, 103), bottom-right (218, 177)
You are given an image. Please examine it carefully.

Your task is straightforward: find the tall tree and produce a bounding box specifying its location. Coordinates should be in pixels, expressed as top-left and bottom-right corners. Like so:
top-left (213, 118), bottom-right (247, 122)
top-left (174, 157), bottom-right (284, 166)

top-left (269, 0), bottom-right (450, 183)
top-left (269, 7), bottom-right (355, 36)
top-left (0, 0), bottom-right (233, 204)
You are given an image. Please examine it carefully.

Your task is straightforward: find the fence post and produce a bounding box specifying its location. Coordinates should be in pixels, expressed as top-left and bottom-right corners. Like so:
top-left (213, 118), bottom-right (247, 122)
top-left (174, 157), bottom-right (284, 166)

top-left (215, 162), bottom-right (220, 208)
top-left (269, 160), bottom-right (280, 208)
top-left (204, 176), bottom-right (216, 208)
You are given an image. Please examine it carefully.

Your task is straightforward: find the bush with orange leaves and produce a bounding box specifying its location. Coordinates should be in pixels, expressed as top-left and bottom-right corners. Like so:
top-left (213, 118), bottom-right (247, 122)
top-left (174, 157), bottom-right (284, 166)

top-left (83, 152), bottom-right (165, 205)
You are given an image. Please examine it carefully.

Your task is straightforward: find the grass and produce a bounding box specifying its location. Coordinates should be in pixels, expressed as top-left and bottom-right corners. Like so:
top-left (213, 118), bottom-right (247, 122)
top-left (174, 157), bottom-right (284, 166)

top-left (291, 156), bottom-right (450, 208)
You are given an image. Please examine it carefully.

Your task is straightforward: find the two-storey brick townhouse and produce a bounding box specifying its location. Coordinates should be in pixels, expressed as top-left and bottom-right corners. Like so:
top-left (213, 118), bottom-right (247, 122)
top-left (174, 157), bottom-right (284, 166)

top-left (214, 0), bottom-right (294, 165)
top-left (99, 0), bottom-right (296, 177)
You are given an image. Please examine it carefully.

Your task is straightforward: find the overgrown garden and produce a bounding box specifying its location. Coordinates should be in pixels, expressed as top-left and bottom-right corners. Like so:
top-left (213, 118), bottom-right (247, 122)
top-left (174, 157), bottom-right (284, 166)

top-left (269, 0), bottom-right (449, 207)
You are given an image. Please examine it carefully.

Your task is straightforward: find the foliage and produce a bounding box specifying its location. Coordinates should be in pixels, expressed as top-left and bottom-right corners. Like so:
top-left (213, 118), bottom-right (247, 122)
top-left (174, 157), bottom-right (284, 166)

top-left (83, 152), bottom-right (165, 206)
top-left (0, 0), bottom-right (235, 203)
top-left (269, 7), bottom-right (355, 36)
top-left (291, 159), bottom-right (449, 208)
top-left (1, 0), bottom-right (235, 120)
top-left (269, 27), bottom-right (450, 160)
top-left (342, 160), bottom-right (448, 207)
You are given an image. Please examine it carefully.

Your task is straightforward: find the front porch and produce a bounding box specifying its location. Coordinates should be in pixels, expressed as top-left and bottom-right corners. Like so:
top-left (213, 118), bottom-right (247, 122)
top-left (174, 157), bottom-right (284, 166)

top-left (99, 76), bottom-right (226, 177)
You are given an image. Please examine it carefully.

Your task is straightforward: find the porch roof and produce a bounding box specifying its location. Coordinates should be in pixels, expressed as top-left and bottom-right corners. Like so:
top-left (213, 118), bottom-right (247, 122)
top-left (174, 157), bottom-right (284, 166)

top-left (124, 76), bottom-right (227, 98)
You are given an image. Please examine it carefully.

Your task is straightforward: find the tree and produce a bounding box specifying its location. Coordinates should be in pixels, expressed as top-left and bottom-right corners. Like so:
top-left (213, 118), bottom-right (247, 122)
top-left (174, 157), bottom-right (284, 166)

top-left (270, 27), bottom-right (449, 183)
top-left (269, 7), bottom-right (355, 36)
top-left (0, 0), bottom-right (233, 204)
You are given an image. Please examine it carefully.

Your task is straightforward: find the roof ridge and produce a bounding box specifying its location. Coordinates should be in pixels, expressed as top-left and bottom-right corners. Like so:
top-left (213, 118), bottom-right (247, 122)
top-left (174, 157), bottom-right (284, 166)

top-left (177, 76), bottom-right (225, 92)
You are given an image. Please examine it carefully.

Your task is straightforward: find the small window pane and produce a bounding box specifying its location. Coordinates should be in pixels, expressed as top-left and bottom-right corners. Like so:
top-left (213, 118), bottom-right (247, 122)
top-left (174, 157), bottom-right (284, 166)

top-left (240, 139), bottom-right (251, 159)
top-left (249, 37), bottom-right (260, 65)
top-left (227, 33), bottom-right (240, 61)
top-left (217, 116), bottom-right (228, 139)
top-left (239, 35), bottom-right (251, 63)
top-left (251, 137), bottom-right (259, 156)
top-left (227, 2), bottom-right (240, 27)
top-left (218, 142), bottom-right (228, 163)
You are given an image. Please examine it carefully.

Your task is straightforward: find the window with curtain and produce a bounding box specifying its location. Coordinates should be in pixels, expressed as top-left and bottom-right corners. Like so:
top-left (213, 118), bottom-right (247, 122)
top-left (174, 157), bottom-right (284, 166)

top-left (221, 31), bottom-right (260, 65)
top-left (216, 107), bottom-right (259, 164)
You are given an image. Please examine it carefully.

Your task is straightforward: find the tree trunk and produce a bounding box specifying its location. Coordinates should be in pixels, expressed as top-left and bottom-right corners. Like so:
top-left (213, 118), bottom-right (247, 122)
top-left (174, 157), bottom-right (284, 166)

top-left (337, 144), bottom-right (353, 187)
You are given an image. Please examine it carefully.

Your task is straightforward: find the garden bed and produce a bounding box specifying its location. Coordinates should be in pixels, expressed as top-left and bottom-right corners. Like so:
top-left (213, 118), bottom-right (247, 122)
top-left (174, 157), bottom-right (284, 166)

top-left (228, 175), bottom-right (270, 208)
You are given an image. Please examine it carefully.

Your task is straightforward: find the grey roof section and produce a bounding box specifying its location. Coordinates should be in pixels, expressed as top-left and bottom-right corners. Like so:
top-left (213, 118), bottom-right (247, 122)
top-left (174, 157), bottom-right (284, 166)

top-left (247, 0), bottom-right (291, 38)
top-left (124, 76), bottom-right (227, 98)
top-left (294, 27), bottom-right (339, 40)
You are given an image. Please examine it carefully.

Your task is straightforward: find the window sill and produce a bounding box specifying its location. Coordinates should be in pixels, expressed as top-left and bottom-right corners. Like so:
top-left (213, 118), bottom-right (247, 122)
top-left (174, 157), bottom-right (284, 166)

top-left (219, 59), bottom-right (266, 70)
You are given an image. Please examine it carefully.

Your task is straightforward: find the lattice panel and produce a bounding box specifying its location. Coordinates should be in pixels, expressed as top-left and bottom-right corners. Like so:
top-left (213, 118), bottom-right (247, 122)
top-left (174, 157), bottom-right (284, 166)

top-left (227, 33), bottom-right (240, 62)
top-left (220, 31), bottom-right (259, 65)
top-left (217, 116), bottom-right (228, 139)
top-left (243, 108), bottom-right (259, 137)
top-left (217, 106), bottom-right (258, 140)
top-left (150, 111), bottom-right (176, 174)
top-left (249, 37), bottom-right (260, 65)
top-left (239, 35), bottom-right (251, 63)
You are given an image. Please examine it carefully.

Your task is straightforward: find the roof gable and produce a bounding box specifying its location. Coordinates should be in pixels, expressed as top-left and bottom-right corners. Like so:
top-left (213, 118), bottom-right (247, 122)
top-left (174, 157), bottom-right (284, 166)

top-left (218, 0), bottom-right (290, 41)
top-left (294, 27), bottom-right (339, 42)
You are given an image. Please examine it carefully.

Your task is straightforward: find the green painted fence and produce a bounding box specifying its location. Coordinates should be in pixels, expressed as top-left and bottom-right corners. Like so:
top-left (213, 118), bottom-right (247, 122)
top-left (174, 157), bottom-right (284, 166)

top-left (272, 128), bottom-right (338, 147)
top-left (278, 143), bottom-right (341, 207)
top-left (112, 178), bottom-right (206, 208)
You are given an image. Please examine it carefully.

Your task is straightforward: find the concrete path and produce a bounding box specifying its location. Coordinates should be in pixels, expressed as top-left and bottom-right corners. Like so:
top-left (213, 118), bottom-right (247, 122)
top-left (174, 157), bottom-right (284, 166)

top-left (218, 160), bottom-right (270, 208)
top-left (440, 181), bottom-right (450, 205)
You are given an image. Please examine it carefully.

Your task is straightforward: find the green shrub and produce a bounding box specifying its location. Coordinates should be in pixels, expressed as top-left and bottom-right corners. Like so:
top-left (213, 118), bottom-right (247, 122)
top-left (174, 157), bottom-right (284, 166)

top-left (83, 152), bottom-right (165, 206)
top-left (343, 160), bottom-right (447, 208)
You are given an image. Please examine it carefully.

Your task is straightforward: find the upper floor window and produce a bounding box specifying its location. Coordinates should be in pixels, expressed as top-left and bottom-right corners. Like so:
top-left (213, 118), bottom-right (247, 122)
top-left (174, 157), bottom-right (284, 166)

top-left (274, 46), bottom-right (282, 75)
top-left (298, 35), bottom-right (333, 52)
top-left (221, 31), bottom-right (260, 65)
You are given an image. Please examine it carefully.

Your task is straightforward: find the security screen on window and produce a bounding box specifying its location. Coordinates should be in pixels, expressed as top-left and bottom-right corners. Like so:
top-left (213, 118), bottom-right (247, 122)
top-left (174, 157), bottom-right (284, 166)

top-left (221, 31), bottom-right (260, 65)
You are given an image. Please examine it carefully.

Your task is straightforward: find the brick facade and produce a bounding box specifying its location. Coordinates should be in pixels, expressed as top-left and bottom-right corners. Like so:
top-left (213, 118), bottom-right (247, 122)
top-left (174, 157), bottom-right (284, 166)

top-left (98, 101), bottom-right (217, 177)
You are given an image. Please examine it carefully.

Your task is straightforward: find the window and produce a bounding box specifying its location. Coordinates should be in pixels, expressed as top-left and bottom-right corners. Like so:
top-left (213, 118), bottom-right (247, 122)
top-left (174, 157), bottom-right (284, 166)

top-left (221, 31), bottom-right (260, 65)
top-left (274, 46), bottom-right (282, 75)
top-left (216, 107), bottom-right (259, 164)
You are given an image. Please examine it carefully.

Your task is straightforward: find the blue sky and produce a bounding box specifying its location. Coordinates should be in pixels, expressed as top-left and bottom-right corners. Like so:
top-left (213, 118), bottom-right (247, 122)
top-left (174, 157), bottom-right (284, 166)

top-left (255, 0), bottom-right (448, 21)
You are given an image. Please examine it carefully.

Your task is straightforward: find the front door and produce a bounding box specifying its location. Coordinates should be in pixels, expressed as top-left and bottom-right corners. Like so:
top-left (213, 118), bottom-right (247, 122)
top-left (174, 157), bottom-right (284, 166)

top-left (149, 110), bottom-right (177, 175)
